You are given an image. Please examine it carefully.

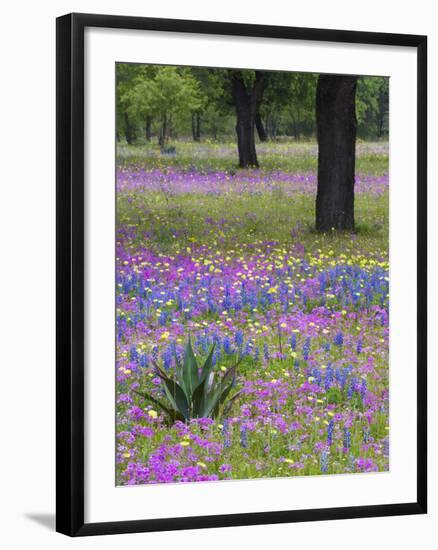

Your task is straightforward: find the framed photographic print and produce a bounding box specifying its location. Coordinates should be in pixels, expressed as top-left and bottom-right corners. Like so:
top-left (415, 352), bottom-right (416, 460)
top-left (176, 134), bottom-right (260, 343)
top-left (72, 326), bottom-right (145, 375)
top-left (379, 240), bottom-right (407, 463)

top-left (56, 12), bottom-right (427, 536)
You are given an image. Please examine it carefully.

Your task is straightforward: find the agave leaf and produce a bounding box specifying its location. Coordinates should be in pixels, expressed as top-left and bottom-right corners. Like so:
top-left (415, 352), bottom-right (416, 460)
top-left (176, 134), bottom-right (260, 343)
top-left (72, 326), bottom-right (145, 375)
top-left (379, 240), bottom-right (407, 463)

top-left (222, 389), bottom-right (243, 417)
top-left (156, 371), bottom-right (190, 420)
top-left (191, 377), bottom-right (208, 417)
top-left (199, 343), bottom-right (216, 384)
top-left (219, 381), bottom-right (235, 406)
top-left (221, 365), bottom-right (237, 389)
top-left (183, 338), bottom-right (199, 397)
top-left (212, 379), bottom-right (235, 418)
top-left (132, 389), bottom-right (184, 421)
top-left (173, 350), bottom-right (187, 394)
top-left (202, 384), bottom-right (223, 418)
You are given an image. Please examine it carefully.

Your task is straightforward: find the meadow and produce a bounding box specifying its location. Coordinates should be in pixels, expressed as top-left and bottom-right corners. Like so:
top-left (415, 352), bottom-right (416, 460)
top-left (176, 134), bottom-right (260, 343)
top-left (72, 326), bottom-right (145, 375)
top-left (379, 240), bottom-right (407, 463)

top-left (115, 140), bottom-right (389, 485)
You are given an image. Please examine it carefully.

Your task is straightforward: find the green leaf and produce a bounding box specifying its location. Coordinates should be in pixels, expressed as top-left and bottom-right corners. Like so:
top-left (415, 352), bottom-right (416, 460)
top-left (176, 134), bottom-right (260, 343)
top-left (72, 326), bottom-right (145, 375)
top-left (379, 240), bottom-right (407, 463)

top-left (222, 389), bottom-right (243, 417)
top-left (183, 338), bottom-right (199, 397)
top-left (132, 389), bottom-right (184, 421)
top-left (156, 371), bottom-right (190, 420)
top-left (172, 351), bottom-right (189, 399)
top-left (221, 365), bottom-right (237, 389)
top-left (202, 383), bottom-right (223, 418)
top-left (191, 377), bottom-right (208, 417)
top-left (199, 343), bottom-right (216, 384)
top-left (213, 379), bottom-right (236, 418)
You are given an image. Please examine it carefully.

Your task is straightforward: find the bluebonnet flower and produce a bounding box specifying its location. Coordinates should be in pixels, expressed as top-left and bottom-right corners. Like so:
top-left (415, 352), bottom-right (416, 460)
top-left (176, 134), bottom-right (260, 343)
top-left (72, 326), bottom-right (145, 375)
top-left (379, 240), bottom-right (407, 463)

top-left (303, 337), bottom-right (311, 361)
top-left (234, 330), bottom-right (244, 348)
top-left (320, 448), bottom-right (329, 473)
top-left (129, 345), bottom-right (138, 363)
top-left (360, 378), bottom-right (367, 399)
top-left (222, 419), bottom-right (231, 448)
top-left (324, 364), bottom-right (334, 390)
top-left (327, 419), bottom-right (335, 445)
top-left (290, 333), bottom-right (297, 351)
top-left (333, 332), bottom-right (344, 347)
top-left (263, 343), bottom-right (270, 361)
top-left (223, 336), bottom-right (233, 355)
top-left (162, 346), bottom-right (173, 371)
top-left (343, 428), bottom-right (351, 451)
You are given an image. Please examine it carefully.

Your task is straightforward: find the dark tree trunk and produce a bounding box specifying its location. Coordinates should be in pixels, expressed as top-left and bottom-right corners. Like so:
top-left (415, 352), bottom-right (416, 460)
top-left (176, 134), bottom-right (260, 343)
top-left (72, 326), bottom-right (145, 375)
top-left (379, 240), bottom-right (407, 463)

top-left (316, 74), bottom-right (358, 232)
top-left (124, 112), bottom-right (135, 145)
top-left (291, 114), bottom-right (299, 140)
top-left (255, 112), bottom-right (267, 142)
top-left (196, 113), bottom-right (201, 141)
top-left (158, 116), bottom-right (168, 148)
top-left (231, 71), bottom-right (265, 168)
top-left (145, 116), bottom-right (152, 141)
top-left (192, 113), bottom-right (201, 141)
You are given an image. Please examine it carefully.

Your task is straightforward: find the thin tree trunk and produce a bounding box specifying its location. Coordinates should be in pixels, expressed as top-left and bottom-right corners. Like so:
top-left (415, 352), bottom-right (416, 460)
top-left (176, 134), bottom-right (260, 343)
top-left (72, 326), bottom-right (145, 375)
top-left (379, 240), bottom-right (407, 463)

top-left (291, 114), bottom-right (299, 140)
top-left (196, 113), bottom-right (201, 141)
top-left (191, 114), bottom-right (197, 141)
top-left (231, 71), bottom-right (265, 168)
top-left (255, 112), bottom-right (267, 142)
top-left (159, 116), bottom-right (168, 148)
top-left (124, 112), bottom-right (134, 145)
top-left (145, 116), bottom-right (152, 141)
top-left (192, 113), bottom-right (201, 141)
top-left (316, 74), bottom-right (358, 232)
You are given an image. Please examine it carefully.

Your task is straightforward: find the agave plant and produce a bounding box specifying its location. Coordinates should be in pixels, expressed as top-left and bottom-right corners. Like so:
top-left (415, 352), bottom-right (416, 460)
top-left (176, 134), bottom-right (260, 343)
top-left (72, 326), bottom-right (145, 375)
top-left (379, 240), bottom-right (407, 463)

top-left (134, 339), bottom-right (241, 422)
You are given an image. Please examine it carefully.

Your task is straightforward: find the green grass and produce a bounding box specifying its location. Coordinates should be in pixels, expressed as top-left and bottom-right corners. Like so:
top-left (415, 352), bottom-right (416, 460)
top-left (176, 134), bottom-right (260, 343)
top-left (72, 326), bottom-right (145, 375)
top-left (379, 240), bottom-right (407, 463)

top-left (118, 188), bottom-right (388, 257)
top-left (117, 139), bottom-right (389, 175)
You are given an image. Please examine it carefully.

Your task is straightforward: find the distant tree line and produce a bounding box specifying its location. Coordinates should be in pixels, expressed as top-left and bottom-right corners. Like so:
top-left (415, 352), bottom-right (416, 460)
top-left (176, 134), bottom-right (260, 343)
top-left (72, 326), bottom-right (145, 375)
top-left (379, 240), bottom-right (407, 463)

top-left (117, 63), bottom-right (389, 151)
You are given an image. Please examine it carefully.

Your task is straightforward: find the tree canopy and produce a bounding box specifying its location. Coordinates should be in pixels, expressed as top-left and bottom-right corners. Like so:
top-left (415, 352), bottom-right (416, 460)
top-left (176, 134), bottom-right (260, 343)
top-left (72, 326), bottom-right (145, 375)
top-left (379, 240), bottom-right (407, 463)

top-left (116, 63), bottom-right (388, 146)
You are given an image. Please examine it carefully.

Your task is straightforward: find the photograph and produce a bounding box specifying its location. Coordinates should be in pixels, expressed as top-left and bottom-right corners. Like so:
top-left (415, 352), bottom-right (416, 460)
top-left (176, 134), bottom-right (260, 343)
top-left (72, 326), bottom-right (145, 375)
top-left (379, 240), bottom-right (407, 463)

top-left (115, 63), bottom-right (390, 486)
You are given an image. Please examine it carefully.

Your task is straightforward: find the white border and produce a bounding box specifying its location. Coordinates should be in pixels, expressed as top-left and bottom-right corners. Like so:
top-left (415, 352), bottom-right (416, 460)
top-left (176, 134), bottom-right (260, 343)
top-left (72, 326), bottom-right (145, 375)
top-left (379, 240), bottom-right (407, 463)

top-left (84, 27), bottom-right (417, 523)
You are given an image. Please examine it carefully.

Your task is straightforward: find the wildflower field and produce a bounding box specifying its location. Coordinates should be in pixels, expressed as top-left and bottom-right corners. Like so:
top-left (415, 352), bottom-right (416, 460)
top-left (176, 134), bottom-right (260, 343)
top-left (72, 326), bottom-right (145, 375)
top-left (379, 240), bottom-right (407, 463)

top-left (116, 140), bottom-right (389, 485)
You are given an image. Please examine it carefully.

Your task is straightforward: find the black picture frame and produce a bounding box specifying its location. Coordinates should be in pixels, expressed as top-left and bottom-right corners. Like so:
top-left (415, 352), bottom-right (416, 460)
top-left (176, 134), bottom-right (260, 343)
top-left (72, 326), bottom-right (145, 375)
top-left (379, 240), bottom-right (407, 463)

top-left (56, 12), bottom-right (427, 537)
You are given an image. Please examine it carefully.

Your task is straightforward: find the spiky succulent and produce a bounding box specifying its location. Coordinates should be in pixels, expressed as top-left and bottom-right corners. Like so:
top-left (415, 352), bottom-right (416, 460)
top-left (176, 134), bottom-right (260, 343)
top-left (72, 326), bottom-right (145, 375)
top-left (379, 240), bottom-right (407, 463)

top-left (134, 339), bottom-right (241, 422)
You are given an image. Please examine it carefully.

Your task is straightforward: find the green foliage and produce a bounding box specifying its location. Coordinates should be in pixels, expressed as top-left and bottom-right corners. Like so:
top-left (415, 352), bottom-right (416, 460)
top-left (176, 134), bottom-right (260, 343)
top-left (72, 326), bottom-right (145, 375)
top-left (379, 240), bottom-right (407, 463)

top-left (117, 64), bottom-right (204, 145)
top-left (116, 64), bottom-right (389, 144)
top-left (356, 77), bottom-right (389, 139)
top-left (135, 339), bottom-right (242, 422)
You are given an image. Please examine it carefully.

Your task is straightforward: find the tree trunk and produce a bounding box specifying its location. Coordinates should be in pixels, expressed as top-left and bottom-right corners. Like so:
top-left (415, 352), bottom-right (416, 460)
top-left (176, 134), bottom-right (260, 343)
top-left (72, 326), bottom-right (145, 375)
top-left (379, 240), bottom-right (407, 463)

top-left (145, 116), bottom-right (152, 141)
top-left (192, 113), bottom-right (201, 141)
top-left (291, 114), bottom-right (299, 140)
top-left (255, 112), bottom-right (267, 142)
top-left (196, 113), bottom-right (201, 141)
top-left (316, 74), bottom-right (358, 232)
top-left (124, 112), bottom-right (135, 145)
top-left (158, 116), bottom-right (168, 148)
top-left (231, 71), bottom-right (265, 168)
